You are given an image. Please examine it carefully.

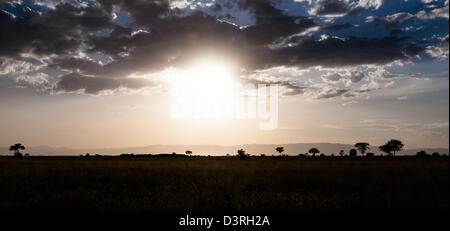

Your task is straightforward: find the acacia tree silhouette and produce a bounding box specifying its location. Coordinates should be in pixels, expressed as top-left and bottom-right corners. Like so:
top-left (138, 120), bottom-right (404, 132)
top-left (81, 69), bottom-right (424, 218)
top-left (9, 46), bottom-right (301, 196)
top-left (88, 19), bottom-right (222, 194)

top-left (379, 139), bottom-right (404, 156)
top-left (276, 147), bottom-right (284, 156)
top-left (9, 144), bottom-right (25, 157)
top-left (308, 148), bottom-right (320, 156)
top-left (185, 150), bottom-right (193, 156)
top-left (355, 143), bottom-right (370, 156)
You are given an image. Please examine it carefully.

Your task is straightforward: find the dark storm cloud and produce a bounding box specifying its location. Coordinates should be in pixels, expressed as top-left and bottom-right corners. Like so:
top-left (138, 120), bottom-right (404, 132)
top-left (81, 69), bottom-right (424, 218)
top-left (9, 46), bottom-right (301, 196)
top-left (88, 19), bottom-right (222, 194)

top-left (75, 2), bottom-right (418, 79)
top-left (310, 0), bottom-right (353, 16)
top-left (321, 23), bottom-right (355, 31)
top-left (249, 36), bottom-right (424, 70)
top-left (0, 0), bottom-right (437, 95)
top-left (53, 73), bottom-right (156, 94)
top-left (96, 0), bottom-right (171, 26)
top-left (0, 2), bottom-right (112, 57)
top-left (366, 12), bottom-right (414, 29)
top-left (54, 0), bottom-right (317, 79)
top-left (80, 12), bottom-right (247, 78)
top-left (235, 0), bottom-right (316, 44)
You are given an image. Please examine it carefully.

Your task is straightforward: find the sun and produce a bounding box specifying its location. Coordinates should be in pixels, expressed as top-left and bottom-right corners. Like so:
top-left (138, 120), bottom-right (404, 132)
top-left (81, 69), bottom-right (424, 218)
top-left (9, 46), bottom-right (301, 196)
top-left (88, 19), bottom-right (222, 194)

top-left (171, 59), bottom-right (238, 119)
top-left (189, 60), bottom-right (235, 95)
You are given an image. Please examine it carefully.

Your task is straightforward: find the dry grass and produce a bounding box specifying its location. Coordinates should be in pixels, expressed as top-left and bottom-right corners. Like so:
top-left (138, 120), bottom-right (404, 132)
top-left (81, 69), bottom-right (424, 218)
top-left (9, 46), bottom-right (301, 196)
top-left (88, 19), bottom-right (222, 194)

top-left (0, 156), bottom-right (448, 211)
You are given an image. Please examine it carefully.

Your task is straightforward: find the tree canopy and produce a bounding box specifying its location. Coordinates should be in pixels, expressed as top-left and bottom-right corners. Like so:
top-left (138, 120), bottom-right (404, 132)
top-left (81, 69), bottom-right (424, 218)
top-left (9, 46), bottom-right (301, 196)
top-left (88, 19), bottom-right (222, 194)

top-left (355, 143), bottom-right (370, 155)
top-left (379, 139), bottom-right (404, 156)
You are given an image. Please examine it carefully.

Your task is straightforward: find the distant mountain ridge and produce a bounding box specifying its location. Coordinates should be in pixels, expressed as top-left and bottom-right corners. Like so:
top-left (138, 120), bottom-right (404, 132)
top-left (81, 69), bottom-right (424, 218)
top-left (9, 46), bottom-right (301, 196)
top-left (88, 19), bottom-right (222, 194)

top-left (1, 143), bottom-right (448, 156)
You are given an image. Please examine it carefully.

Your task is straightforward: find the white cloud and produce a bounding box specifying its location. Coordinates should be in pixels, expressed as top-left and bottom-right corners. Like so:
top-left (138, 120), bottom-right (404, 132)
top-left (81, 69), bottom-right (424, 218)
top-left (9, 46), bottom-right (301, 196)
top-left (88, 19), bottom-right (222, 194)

top-left (416, 6), bottom-right (449, 19)
top-left (14, 73), bottom-right (50, 87)
top-left (426, 35), bottom-right (449, 60)
top-left (0, 58), bottom-right (44, 76)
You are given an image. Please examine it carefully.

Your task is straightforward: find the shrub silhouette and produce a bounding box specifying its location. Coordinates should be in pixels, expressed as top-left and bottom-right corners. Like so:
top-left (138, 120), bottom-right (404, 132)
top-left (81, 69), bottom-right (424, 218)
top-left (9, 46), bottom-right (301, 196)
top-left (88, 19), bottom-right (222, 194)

top-left (366, 152), bottom-right (375, 157)
top-left (416, 151), bottom-right (428, 157)
top-left (9, 143), bottom-right (25, 157)
top-left (272, 155), bottom-right (285, 160)
top-left (185, 150), bottom-right (193, 156)
top-left (237, 149), bottom-right (249, 160)
top-left (432, 152), bottom-right (440, 157)
top-left (339, 150), bottom-right (345, 156)
top-left (349, 149), bottom-right (358, 157)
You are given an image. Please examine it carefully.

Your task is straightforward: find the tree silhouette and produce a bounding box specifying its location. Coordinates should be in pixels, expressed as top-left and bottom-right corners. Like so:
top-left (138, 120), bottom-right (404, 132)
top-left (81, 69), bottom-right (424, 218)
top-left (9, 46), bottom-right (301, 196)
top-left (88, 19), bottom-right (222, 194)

top-left (379, 139), bottom-right (404, 156)
top-left (276, 147), bottom-right (284, 156)
top-left (339, 150), bottom-right (345, 157)
top-left (9, 143), bottom-right (25, 157)
top-left (185, 150), bottom-right (193, 156)
top-left (349, 149), bottom-right (358, 157)
top-left (355, 143), bottom-right (370, 156)
top-left (308, 148), bottom-right (320, 156)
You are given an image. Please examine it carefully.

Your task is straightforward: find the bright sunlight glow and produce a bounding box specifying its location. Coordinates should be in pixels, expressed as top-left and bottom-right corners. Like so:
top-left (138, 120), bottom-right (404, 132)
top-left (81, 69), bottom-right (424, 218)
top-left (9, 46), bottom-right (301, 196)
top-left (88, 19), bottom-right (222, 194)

top-left (171, 59), bottom-right (239, 119)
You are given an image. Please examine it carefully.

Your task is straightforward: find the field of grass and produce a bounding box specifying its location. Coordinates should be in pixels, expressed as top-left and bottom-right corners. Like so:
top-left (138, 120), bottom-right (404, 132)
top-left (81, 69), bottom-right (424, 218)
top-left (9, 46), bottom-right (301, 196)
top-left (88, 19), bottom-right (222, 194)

top-left (0, 156), bottom-right (448, 211)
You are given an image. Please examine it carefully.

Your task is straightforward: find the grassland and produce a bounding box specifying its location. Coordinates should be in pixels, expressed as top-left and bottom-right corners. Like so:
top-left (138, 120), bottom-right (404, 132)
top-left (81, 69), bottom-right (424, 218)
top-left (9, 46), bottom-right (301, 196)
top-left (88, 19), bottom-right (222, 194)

top-left (0, 156), bottom-right (448, 211)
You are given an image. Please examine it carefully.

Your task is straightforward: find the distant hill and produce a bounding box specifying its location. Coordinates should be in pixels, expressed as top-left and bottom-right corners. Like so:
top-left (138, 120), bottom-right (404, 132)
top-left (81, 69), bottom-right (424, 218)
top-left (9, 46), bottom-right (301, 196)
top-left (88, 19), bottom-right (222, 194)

top-left (0, 144), bottom-right (448, 156)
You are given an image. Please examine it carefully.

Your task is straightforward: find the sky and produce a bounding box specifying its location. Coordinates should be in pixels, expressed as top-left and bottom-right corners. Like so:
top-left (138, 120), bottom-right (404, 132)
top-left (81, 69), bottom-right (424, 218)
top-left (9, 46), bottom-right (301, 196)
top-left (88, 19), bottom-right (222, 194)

top-left (0, 0), bottom-right (448, 149)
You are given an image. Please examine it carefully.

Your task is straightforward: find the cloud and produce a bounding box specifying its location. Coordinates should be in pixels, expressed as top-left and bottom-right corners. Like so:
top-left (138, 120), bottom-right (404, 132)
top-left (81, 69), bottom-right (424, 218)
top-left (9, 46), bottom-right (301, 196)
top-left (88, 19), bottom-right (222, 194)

top-left (309, 0), bottom-right (383, 17)
top-left (320, 23), bottom-right (355, 30)
top-left (369, 68), bottom-right (425, 80)
top-left (416, 5), bottom-right (449, 19)
top-left (316, 88), bottom-right (349, 99)
top-left (0, 0), bottom-right (445, 97)
top-left (53, 73), bottom-right (157, 95)
top-left (242, 74), bottom-right (308, 96)
top-left (0, 3), bottom-right (113, 57)
top-left (342, 100), bottom-right (358, 106)
top-left (355, 119), bottom-right (449, 139)
top-left (426, 34), bottom-right (449, 60)
top-left (321, 71), bottom-right (365, 83)
top-left (15, 72), bottom-right (50, 87)
top-left (365, 12), bottom-right (415, 32)
top-left (250, 36), bottom-right (423, 70)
